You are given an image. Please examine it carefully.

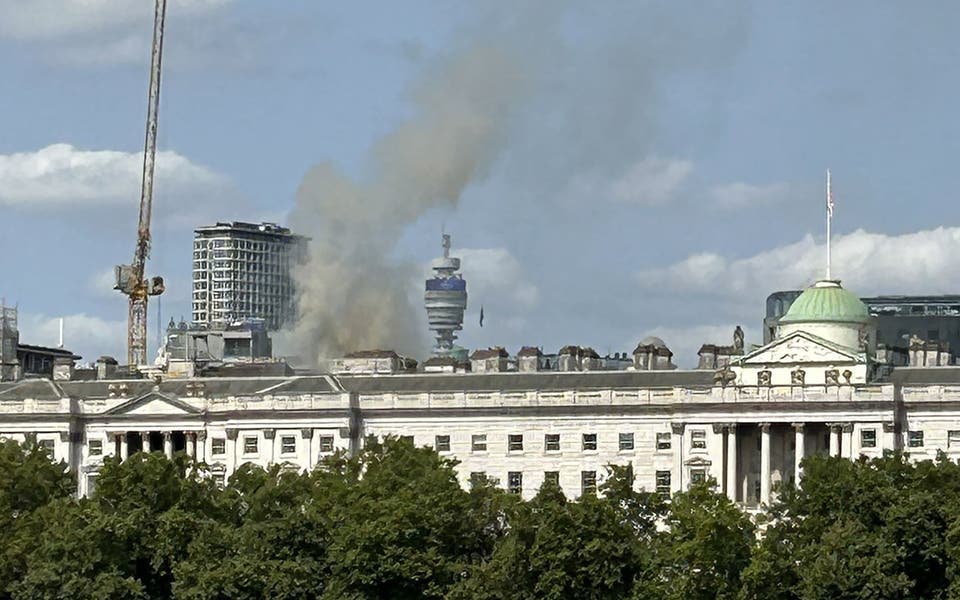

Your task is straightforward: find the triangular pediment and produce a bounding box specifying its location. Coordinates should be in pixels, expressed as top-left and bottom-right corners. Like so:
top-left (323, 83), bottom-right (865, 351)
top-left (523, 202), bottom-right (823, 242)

top-left (739, 331), bottom-right (864, 366)
top-left (105, 391), bottom-right (201, 415)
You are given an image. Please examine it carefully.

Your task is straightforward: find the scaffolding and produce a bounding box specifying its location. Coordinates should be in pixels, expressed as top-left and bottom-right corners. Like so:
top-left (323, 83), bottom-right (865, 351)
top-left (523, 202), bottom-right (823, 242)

top-left (0, 302), bottom-right (19, 381)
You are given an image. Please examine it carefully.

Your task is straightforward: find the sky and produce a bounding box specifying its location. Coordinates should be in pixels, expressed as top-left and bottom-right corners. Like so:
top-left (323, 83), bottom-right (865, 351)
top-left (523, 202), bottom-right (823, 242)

top-left (3, 1), bottom-right (960, 368)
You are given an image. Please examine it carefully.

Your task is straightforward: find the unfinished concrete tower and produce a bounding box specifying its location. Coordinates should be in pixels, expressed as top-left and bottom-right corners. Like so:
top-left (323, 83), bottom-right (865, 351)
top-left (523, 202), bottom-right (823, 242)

top-left (424, 234), bottom-right (467, 356)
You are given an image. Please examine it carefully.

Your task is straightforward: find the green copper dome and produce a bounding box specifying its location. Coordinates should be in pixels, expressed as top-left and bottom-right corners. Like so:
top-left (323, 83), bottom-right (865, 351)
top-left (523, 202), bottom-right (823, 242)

top-left (780, 280), bottom-right (870, 324)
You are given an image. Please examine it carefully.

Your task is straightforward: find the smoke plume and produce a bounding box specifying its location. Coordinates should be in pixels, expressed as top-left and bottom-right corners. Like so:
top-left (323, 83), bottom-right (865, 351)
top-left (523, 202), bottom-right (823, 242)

top-left (286, 39), bottom-right (527, 363)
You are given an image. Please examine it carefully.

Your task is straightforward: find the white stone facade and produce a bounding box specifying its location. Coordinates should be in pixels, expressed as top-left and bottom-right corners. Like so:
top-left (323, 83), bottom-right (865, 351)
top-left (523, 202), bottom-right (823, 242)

top-left (0, 360), bottom-right (953, 504)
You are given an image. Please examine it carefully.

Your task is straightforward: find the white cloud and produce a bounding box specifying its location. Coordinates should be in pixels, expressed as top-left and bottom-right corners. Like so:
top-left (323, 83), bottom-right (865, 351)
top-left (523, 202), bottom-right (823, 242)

top-left (17, 312), bottom-right (126, 364)
top-left (627, 323), bottom-right (757, 369)
top-left (0, 143), bottom-right (229, 210)
top-left (637, 226), bottom-right (960, 300)
top-left (0, 0), bottom-right (230, 41)
top-left (709, 181), bottom-right (790, 209)
top-left (609, 157), bottom-right (693, 205)
top-left (0, 0), bottom-right (242, 67)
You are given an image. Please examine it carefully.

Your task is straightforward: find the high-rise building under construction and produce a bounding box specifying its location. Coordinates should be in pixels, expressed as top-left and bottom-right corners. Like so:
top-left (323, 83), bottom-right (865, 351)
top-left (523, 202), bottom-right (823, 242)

top-left (191, 222), bottom-right (308, 330)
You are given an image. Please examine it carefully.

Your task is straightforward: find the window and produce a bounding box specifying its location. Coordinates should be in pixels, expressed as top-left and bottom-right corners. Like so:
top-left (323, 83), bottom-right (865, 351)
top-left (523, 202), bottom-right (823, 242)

top-left (471, 434), bottom-right (487, 452)
top-left (508, 471), bottom-right (523, 494)
top-left (508, 434), bottom-right (524, 452)
top-left (861, 429), bottom-right (877, 448)
top-left (88, 440), bottom-right (103, 456)
top-left (619, 432), bottom-right (634, 451)
top-left (39, 439), bottom-right (55, 458)
top-left (656, 432), bottom-right (672, 450)
top-left (470, 472), bottom-right (486, 489)
top-left (949, 430), bottom-right (960, 448)
top-left (281, 436), bottom-right (297, 454)
top-left (544, 471), bottom-right (560, 486)
top-left (655, 470), bottom-right (671, 497)
top-left (213, 473), bottom-right (226, 488)
top-left (582, 433), bottom-right (597, 451)
top-left (318, 435), bottom-right (334, 453)
top-left (86, 474), bottom-right (97, 496)
top-left (544, 434), bottom-right (560, 452)
top-left (690, 468), bottom-right (707, 485)
top-left (581, 470), bottom-right (597, 495)
top-left (691, 429), bottom-right (707, 450)
top-left (909, 431), bottom-right (924, 448)
top-left (243, 436), bottom-right (259, 454)
top-left (211, 438), bottom-right (226, 456)
top-left (435, 435), bottom-right (451, 452)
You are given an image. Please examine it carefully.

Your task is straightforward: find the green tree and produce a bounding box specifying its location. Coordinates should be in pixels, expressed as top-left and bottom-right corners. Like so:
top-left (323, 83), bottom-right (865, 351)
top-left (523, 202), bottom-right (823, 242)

top-left (0, 438), bottom-right (77, 597)
top-left (174, 463), bottom-right (331, 599)
top-left (5, 499), bottom-right (146, 600)
top-left (322, 437), bottom-right (495, 599)
top-left (647, 481), bottom-right (754, 600)
top-left (91, 453), bottom-right (229, 599)
top-left (742, 452), bottom-right (960, 600)
top-left (450, 478), bottom-right (649, 600)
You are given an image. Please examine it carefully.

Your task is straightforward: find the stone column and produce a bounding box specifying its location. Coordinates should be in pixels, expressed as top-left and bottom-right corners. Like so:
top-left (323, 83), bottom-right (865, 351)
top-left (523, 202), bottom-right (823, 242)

top-left (263, 429), bottom-right (276, 465)
top-left (671, 422), bottom-right (685, 493)
top-left (118, 433), bottom-right (129, 461)
top-left (196, 431), bottom-right (207, 463)
top-left (163, 432), bottom-right (173, 459)
top-left (59, 431), bottom-right (73, 470)
top-left (141, 431), bottom-right (151, 453)
top-left (725, 424), bottom-right (737, 502)
top-left (185, 432), bottom-right (195, 458)
top-left (828, 424), bottom-right (841, 457)
top-left (792, 423), bottom-right (805, 484)
top-left (841, 423), bottom-right (854, 459)
top-left (301, 428), bottom-right (314, 471)
top-left (760, 423), bottom-right (771, 505)
top-left (226, 429), bottom-right (238, 475)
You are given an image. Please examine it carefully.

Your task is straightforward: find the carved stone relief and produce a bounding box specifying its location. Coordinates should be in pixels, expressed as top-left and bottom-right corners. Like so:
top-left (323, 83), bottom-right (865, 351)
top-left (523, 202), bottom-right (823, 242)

top-left (757, 369), bottom-right (772, 386)
top-left (825, 369), bottom-right (840, 386)
top-left (791, 367), bottom-right (806, 385)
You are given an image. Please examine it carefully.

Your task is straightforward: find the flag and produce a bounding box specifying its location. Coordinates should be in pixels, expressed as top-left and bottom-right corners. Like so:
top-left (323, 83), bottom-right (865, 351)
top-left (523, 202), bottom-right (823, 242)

top-left (479, 305), bottom-right (484, 327)
top-left (826, 170), bottom-right (834, 218)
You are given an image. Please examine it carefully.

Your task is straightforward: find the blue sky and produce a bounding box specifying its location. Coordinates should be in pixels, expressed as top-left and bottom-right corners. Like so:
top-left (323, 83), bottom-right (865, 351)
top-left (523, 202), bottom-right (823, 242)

top-left (2, 1), bottom-right (960, 367)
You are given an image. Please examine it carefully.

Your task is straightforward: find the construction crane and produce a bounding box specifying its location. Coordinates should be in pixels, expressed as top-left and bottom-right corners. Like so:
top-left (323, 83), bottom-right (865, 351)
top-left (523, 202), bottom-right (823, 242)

top-left (114, 0), bottom-right (167, 367)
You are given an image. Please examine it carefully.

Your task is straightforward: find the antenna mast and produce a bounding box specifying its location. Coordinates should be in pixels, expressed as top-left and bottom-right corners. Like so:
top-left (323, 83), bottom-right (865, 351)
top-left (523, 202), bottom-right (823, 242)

top-left (826, 169), bottom-right (833, 280)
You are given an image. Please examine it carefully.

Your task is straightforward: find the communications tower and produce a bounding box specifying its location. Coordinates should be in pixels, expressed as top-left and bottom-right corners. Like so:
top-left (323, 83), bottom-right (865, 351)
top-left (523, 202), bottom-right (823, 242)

top-left (424, 234), bottom-right (467, 356)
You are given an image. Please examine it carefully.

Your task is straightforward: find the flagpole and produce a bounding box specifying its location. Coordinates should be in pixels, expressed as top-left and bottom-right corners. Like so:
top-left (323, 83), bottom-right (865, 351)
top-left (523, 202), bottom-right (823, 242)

top-left (826, 169), bottom-right (832, 280)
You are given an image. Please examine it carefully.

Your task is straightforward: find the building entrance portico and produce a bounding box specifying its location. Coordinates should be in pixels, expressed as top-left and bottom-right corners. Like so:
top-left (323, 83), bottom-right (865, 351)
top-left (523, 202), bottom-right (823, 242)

top-left (721, 421), bottom-right (834, 506)
top-left (114, 430), bottom-right (195, 459)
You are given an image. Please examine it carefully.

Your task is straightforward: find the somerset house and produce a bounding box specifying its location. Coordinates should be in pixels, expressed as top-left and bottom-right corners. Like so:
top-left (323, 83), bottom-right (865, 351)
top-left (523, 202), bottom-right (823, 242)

top-left (3, 260), bottom-right (960, 507)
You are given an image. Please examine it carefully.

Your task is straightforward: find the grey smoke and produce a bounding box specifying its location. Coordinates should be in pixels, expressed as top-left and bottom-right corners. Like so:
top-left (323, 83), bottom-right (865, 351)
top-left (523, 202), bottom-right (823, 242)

top-left (286, 39), bottom-right (528, 363)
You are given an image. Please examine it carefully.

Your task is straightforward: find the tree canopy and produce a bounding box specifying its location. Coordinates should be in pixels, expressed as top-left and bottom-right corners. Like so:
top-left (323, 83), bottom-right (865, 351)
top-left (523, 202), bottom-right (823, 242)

top-left (2, 437), bottom-right (960, 599)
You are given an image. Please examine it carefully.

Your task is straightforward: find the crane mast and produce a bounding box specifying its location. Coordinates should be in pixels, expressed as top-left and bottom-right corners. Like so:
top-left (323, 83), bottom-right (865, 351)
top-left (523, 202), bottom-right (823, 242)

top-left (115, 0), bottom-right (167, 367)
